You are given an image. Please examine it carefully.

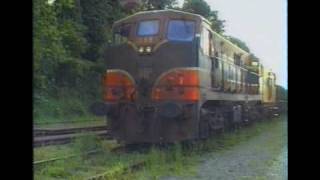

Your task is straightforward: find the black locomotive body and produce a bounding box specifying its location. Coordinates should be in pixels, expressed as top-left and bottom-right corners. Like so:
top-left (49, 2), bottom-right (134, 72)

top-left (98, 10), bottom-right (279, 144)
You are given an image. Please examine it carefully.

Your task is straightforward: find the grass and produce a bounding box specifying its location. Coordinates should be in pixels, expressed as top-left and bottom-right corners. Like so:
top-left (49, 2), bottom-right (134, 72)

top-left (34, 145), bottom-right (76, 162)
top-left (34, 139), bottom-right (196, 179)
top-left (240, 176), bottom-right (268, 180)
top-left (33, 93), bottom-right (107, 131)
top-left (33, 91), bottom-right (103, 125)
top-left (137, 144), bottom-right (197, 179)
top-left (33, 116), bottom-right (287, 180)
top-left (34, 117), bottom-right (106, 129)
top-left (34, 134), bottom-right (144, 180)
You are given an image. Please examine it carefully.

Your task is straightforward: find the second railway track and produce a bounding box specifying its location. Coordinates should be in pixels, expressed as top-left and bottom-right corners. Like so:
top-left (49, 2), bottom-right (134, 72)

top-left (33, 125), bottom-right (113, 147)
top-left (34, 125), bottom-right (109, 137)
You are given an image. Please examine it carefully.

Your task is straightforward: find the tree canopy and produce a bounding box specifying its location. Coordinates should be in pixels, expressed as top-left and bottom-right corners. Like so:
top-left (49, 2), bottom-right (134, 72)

top-left (142, 0), bottom-right (178, 10)
top-left (182, 0), bottom-right (225, 33)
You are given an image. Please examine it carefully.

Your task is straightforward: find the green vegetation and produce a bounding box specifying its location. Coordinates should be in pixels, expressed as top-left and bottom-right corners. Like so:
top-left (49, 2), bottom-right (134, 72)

top-left (34, 116), bottom-right (286, 179)
top-left (34, 141), bottom-right (196, 179)
top-left (33, 0), bottom-right (126, 123)
top-left (34, 117), bottom-right (105, 129)
top-left (182, 0), bottom-right (225, 33)
top-left (141, 0), bottom-right (179, 10)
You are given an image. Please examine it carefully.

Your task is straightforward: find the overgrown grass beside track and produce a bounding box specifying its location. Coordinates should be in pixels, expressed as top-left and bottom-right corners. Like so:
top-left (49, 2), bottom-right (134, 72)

top-left (34, 116), bottom-right (287, 180)
top-left (34, 117), bottom-right (106, 129)
top-left (34, 93), bottom-right (104, 125)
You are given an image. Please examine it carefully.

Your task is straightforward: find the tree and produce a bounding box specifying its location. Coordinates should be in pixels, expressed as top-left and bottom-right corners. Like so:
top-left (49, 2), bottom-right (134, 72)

top-left (55, 0), bottom-right (88, 58)
top-left (141, 0), bottom-right (178, 10)
top-left (208, 10), bottom-right (225, 34)
top-left (183, 0), bottom-right (210, 17)
top-left (33, 0), bottom-right (68, 92)
top-left (182, 0), bottom-right (225, 33)
top-left (80, 0), bottom-right (126, 61)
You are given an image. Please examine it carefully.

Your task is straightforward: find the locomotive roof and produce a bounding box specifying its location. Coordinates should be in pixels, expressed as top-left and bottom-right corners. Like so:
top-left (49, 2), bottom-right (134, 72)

top-left (113, 9), bottom-right (211, 27)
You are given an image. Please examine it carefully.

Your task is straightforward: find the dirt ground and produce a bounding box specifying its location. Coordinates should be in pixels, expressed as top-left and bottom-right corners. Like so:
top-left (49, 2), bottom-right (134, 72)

top-left (161, 119), bottom-right (287, 180)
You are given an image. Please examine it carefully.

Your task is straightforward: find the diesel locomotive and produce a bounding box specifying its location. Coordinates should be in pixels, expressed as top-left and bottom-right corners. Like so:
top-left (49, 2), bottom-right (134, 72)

top-left (93, 10), bottom-right (279, 144)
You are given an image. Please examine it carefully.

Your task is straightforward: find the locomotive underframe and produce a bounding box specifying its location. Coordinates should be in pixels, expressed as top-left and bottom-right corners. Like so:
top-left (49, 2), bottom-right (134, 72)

top-left (106, 101), bottom-right (200, 144)
top-left (105, 88), bottom-right (269, 144)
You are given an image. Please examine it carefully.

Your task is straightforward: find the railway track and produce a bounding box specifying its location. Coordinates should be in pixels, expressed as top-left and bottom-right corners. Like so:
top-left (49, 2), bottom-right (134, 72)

top-left (34, 144), bottom-right (124, 166)
top-left (34, 119), bottom-right (104, 126)
top-left (33, 149), bottom-right (101, 166)
top-left (33, 125), bottom-right (113, 147)
top-left (34, 125), bottom-right (108, 137)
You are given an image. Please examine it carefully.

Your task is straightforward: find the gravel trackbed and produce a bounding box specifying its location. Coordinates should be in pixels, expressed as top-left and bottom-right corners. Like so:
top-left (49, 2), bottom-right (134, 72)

top-left (162, 118), bottom-right (287, 180)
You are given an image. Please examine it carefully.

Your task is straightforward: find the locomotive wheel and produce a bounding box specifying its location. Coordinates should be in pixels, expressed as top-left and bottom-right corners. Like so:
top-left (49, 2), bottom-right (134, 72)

top-left (199, 109), bottom-right (209, 139)
top-left (199, 108), bottom-right (225, 139)
top-left (208, 109), bottom-right (225, 134)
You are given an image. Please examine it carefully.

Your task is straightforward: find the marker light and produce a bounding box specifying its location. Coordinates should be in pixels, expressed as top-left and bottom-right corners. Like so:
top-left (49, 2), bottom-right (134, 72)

top-left (138, 47), bottom-right (144, 53)
top-left (145, 46), bottom-right (152, 53)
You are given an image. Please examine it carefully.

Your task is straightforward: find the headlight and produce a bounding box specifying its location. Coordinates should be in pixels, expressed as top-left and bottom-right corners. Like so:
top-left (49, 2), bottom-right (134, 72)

top-left (145, 46), bottom-right (152, 53)
top-left (138, 47), bottom-right (144, 53)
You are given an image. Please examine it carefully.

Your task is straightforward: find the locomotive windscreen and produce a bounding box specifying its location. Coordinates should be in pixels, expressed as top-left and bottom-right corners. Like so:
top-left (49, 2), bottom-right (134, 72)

top-left (137, 20), bottom-right (160, 36)
top-left (167, 20), bottom-right (195, 41)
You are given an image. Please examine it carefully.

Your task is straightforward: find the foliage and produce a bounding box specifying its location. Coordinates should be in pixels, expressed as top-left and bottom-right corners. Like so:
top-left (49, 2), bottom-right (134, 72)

top-left (33, 0), bottom-right (127, 123)
top-left (33, 0), bottom-right (68, 93)
top-left (183, 0), bottom-right (211, 17)
top-left (182, 0), bottom-right (225, 33)
top-left (141, 0), bottom-right (178, 10)
top-left (80, 0), bottom-right (126, 61)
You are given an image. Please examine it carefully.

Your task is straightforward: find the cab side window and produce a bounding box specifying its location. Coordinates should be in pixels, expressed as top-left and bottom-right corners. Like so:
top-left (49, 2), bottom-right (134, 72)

top-left (209, 32), bottom-right (214, 57)
top-left (201, 27), bottom-right (210, 56)
top-left (234, 53), bottom-right (241, 66)
top-left (114, 23), bottom-right (132, 45)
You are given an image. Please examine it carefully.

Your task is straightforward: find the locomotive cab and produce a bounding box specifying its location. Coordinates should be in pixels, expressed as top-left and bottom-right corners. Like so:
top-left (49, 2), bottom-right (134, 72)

top-left (105, 10), bottom-right (205, 104)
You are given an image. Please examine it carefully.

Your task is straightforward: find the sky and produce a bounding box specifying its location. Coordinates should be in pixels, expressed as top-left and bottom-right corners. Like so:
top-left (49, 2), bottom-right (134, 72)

top-left (177, 0), bottom-right (287, 88)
